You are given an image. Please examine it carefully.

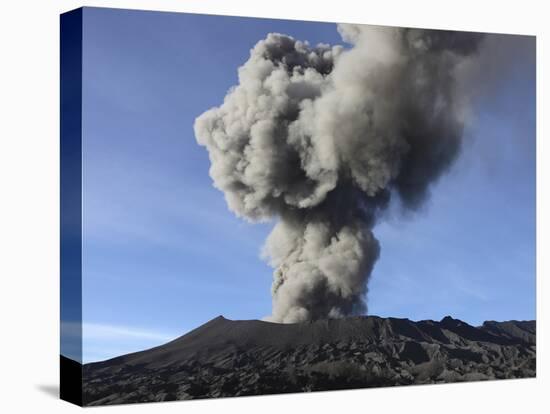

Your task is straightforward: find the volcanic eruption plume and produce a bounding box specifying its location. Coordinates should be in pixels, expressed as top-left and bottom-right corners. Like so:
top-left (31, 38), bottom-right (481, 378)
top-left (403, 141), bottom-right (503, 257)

top-left (194, 24), bottom-right (484, 323)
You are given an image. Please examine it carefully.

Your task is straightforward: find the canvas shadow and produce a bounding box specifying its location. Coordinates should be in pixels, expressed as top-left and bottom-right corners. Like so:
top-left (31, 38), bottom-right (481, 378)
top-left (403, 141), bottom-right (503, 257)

top-left (36, 384), bottom-right (59, 399)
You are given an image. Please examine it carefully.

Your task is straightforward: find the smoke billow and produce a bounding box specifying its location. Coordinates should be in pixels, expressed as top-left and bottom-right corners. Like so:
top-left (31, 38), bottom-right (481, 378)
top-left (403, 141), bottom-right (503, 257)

top-left (194, 24), bottom-right (484, 323)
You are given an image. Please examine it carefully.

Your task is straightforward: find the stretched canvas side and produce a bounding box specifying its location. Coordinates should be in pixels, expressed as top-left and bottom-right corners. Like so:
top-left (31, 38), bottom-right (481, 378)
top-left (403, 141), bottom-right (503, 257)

top-left (60, 7), bottom-right (84, 407)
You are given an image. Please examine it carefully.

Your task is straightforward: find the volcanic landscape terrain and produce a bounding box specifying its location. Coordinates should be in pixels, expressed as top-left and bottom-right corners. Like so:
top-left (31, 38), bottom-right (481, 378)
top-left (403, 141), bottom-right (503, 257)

top-left (80, 315), bottom-right (536, 405)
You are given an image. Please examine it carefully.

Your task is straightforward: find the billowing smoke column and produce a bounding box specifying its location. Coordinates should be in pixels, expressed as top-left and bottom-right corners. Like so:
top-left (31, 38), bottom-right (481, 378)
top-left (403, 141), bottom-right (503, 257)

top-left (194, 24), bottom-right (483, 323)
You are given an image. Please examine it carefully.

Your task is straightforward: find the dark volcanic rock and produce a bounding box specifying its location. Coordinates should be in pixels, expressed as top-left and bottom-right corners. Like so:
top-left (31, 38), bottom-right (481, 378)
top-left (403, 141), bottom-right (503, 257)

top-left (82, 315), bottom-right (536, 406)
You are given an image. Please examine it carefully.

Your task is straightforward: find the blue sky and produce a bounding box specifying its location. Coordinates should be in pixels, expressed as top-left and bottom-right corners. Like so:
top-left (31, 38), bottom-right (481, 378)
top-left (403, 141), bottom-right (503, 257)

top-left (75, 7), bottom-right (535, 363)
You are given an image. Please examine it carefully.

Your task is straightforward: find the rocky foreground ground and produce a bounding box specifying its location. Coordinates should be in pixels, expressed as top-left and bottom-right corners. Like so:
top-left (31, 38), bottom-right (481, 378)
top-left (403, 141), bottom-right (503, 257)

top-left (82, 315), bottom-right (536, 405)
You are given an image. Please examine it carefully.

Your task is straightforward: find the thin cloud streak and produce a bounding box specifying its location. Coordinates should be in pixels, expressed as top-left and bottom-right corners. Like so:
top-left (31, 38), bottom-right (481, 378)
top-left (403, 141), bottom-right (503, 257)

top-left (83, 322), bottom-right (175, 342)
top-left (63, 321), bottom-right (176, 342)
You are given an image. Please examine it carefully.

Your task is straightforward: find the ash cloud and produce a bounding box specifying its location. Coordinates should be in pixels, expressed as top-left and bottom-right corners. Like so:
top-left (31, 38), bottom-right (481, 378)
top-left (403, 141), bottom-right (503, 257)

top-left (194, 24), bottom-right (484, 323)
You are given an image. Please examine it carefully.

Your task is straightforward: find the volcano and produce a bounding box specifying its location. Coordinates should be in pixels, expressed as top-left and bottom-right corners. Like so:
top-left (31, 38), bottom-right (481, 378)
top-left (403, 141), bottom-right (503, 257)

top-left (80, 315), bottom-right (535, 405)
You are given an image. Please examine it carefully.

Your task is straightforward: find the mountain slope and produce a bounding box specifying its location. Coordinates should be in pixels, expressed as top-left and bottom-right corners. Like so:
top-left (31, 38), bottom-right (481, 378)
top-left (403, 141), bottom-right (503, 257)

top-left (82, 315), bottom-right (536, 405)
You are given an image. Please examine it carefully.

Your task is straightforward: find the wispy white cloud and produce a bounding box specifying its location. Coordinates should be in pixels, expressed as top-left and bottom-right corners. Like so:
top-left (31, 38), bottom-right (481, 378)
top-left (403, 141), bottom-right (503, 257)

top-left (61, 321), bottom-right (176, 344)
top-left (61, 321), bottom-right (180, 363)
top-left (82, 322), bottom-right (175, 342)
